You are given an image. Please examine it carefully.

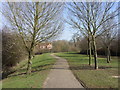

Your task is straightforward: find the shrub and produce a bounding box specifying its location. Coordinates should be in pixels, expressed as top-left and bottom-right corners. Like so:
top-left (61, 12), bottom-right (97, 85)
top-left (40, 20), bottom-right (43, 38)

top-left (2, 27), bottom-right (27, 78)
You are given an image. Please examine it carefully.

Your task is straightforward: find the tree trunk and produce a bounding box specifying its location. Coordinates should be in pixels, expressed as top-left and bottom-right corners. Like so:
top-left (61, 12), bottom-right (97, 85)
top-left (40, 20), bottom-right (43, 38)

top-left (89, 41), bottom-right (92, 66)
top-left (107, 46), bottom-right (111, 63)
top-left (109, 54), bottom-right (111, 62)
top-left (109, 48), bottom-right (111, 62)
top-left (88, 38), bottom-right (92, 66)
top-left (26, 51), bottom-right (32, 74)
top-left (87, 49), bottom-right (88, 56)
top-left (92, 36), bottom-right (98, 69)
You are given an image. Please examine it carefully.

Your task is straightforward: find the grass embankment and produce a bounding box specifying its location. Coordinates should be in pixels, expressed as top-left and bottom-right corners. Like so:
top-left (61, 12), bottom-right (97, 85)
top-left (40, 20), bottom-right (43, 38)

top-left (55, 52), bottom-right (119, 88)
top-left (2, 53), bottom-right (56, 88)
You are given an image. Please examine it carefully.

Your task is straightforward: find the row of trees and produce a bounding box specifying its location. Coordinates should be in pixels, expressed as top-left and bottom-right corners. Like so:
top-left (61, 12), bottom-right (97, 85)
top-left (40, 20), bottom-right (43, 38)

top-left (52, 40), bottom-right (78, 52)
top-left (33, 40), bottom-right (79, 53)
top-left (1, 2), bottom-right (119, 74)
top-left (72, 33), bottom-right (119, 54)
top-left (67, 2), bottom-right (119, 69)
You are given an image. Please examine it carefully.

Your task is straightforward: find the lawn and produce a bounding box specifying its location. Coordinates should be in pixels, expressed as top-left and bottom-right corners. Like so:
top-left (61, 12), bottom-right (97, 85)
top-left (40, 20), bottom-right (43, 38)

top-left (2, 53), bottom-right (56, 88)
top-left (55, 52), bottom-right (119, 88)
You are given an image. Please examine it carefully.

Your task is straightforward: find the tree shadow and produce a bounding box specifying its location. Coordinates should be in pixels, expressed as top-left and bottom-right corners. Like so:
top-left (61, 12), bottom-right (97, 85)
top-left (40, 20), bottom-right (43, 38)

top-left (2, 70), bottom-right (16, 79)
top-left (70, 65), bottom-right (94, 70)
top-left (62, 56), bottom-right (80, 57)
top-left (32, 59), bottom-right (53, 65)
top-left (6, 63), bottom-right (54, 78)
top-left (98, 66), bottom-right (118, 69)
top-left (68, 59), bottom-right (90, 62)
top-left (51, 67), bottom-right (68, 70)
top-left (2, 63), bottom-right (28, 79)
top-left (69, 65), bottom-right (118, 70)
top-left (66, 52), bottom-right (80, 54)
top-left (32, 63), bottom-right (54, 70)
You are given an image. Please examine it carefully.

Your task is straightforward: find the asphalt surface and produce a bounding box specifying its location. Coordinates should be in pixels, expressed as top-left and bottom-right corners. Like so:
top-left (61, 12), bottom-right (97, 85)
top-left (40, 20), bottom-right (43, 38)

top-left (43, 54), bottom-right (84, 88)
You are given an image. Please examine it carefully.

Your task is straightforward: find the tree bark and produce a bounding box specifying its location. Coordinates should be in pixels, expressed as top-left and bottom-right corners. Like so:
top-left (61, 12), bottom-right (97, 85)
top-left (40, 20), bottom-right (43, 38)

top-left (88, 38), bottom-right (92, 66)
top-left (108, 48), bottom-right (111, 62)
top-left (89, 41), bottom-right (92, 66)
top-left (92, 36), bottom-right (98, 69)
top-left (87, 40), bottom-right (89, 56)
top-left (26, 51), bottom-right (32, 74)
top-left (107, 46), bottom-right (111, 63)
top-left (87, 49), bottom-right (88, 56)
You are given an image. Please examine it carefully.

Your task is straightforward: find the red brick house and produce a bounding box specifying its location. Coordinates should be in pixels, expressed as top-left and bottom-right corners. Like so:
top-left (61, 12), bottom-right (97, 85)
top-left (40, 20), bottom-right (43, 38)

top-left (36, 43), bottom-right (52, 50)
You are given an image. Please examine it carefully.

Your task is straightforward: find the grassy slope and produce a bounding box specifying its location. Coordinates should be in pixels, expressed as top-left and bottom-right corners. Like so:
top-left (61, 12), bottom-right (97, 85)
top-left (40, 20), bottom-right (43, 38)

top-left (55, 52), bottom-right (119, 88)
top-left (2, 53), bottom-right (56, 88)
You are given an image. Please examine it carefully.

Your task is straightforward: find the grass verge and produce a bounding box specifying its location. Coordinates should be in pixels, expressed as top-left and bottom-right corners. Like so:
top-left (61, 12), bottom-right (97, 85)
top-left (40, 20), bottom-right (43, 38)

top-left (2, 53), bottom-right (56, 88)
top-left (55, 52), bottom-right (119, 88)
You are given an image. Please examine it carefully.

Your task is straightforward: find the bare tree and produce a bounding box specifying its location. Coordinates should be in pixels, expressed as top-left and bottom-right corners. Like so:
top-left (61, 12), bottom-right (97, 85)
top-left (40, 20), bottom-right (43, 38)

top-left (71, 33), bottom-right (81, 48)
top-left (66, 2), bottom-right (119, 69)
top-left (100, 19), bottom-right (118, 63)
top-left (2, 2), bottom-right (64, 74)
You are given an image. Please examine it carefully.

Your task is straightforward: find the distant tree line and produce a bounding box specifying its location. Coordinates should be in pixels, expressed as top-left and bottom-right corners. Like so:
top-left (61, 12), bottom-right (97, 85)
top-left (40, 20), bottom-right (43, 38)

top-left (52, 40), bottom-right (78, 52)
top-left (33, 40), bottom-right (79, 53)
top-left (75, 36), bottom-right (119, 56)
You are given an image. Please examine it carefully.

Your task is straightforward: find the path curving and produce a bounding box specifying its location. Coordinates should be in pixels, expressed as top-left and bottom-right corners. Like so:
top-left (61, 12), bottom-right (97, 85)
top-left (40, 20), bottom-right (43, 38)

top-left (43, 54), bottom-right (84, 88)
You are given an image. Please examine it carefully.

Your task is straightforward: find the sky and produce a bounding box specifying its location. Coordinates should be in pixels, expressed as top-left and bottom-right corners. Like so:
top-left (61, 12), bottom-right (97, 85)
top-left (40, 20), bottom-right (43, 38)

top-left (0, 2), bottom-right (3, 30)
top-left (0, 2), bottom-right (119, 41)
top-left (0, 3), bottom-right (2, 29)
top-left (0, 2), bottom-right (76, 41)
top-left (59, 29), bottom-right (74, 41)
top-left (58, 24), bottom-right (77, 41)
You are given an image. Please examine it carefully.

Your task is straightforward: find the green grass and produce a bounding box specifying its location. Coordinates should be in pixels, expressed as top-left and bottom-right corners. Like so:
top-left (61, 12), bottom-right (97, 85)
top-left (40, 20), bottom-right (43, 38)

top-left (2, 53), bottom-right (56, 88)
top-left (55, 52), bottom-right (119, 88)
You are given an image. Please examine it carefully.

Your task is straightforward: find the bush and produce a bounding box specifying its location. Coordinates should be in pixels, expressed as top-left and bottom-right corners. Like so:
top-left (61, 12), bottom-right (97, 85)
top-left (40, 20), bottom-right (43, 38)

top-left (2, 27), bottom-right (27, 78)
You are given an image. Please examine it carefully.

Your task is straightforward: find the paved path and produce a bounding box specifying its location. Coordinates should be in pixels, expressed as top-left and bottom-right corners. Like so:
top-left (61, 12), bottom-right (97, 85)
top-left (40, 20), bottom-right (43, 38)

top-left (43, 54), bottom-right (84, 88)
